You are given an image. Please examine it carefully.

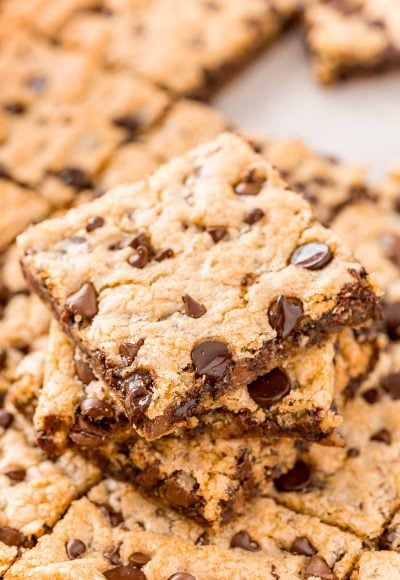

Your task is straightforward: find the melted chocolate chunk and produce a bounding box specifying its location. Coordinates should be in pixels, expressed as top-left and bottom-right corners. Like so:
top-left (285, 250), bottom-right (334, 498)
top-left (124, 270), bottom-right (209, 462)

top-left (274, 461), bottom-right (312, 492)
top-left (5, 467), bottom-right (26, 483)
top-left (362, 388), bottom-right (381, 405)
top-left (80, 397), bottom-right (113, 420)
top-left (268, 296), bottom-right (303, 338)
top-left (70, 417), bottom-right (107, 447)
top-left (304, 555), bottom-right (334, 579)
top-left (129, 552), bottom-right (151, 567)
top-left (86, 216), bottom-right (105, 232)
top-left (207, 227), bottom-right (227, 243)
top-left (123, 370), bottom-right (153, 423)
top-left (128, 246), bottom-right (150, 269)
top-left (0, 526), bottom-right (24, 547)
top-left (58, 167), bottom-right (92, 190)
top-left (290, 536), bottom-right (316, 556)
top-left (163, 473), bottom-right (197, 509)
top-left (0, 410), bottom-right (13, 428)
top-left (129, 233), bottom-right (154, 254)
top-left (384, 302), bottom-right (400, 340)
top-left (234, 172), bottom-right (265, 196)
top-left (191, 339), bottom-right (232, 380)
top-left (75, 356), bottom-right (96, 384)
top-left (182, 294), bottom-right (206, 318)
top-left (347, 447), bottom-right (360, 458)
top-left (119, 339), bottom-right (144, 362)
top-left (154, 248), bottom-right (174, 261)
top-left (247, 368), bottom-right (290, 408)
top-left (66, 538), bottom-right (86, 559)
top-left (229, 530), bottom-right (261, 552)
top-left (105, 544), bottom-right (122, 565)
top-left (112, 115), bottom-right (142, 134)
top-left (195, 532), bottom-right (209, 546)
top-left (104, 564), bottom-right (146, 579)
top-left (370, 428), bottom-right (392, 445)
top-left (67, 283), bottom-right (98, 319)
top-left (3, 101), bottom-right (26, 115)
top-left (382, 372), bottom-right (400, 399)
top-left (244, 208), bottom-right (265, 225)
top-left (378, 527), bottom-right (396, 550)
top-left (99, 504), bottom-right (124, 527)
top-left (290, 242), bottom-right (333, 270)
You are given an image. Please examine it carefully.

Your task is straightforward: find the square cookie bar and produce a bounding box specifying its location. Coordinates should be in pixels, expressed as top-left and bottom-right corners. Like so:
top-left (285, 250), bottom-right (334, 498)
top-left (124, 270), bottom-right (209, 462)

top-left (19, 133), bottom-right (381, 440)
top-left (6, 478), bottom-right (362, 579)
top-left (304, 0), bottom-right (400, 84)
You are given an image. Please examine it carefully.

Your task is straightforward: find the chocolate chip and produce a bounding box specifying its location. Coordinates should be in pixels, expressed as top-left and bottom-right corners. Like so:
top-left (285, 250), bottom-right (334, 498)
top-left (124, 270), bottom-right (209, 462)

top-left (163, 473), bottom-right (197, 509)
top-left (67, 283), bottom-right (98, 319)
top-left (207, 228), bottom-right (227, 243)
top-left (5, 468), bottom-right (26, 483)
top-left (182, 295), bottom-right (206, 318)
top-left (290, 537), bottom-right (316, 556)
top-left (381, 234), bottom-right (400, 267)
top-left (99, 505), bottom-right (123, 527)
top-left (274, 461), bottom-right (312, 492)
top-left (384, 302), bottom-right (400, 340)
top-left (290, 242), bottom-right (333, 270)
top-left (304, 555), bottom-right (334, 579)
top-left (74, 356), bottom-right (96, 384)
top-left (80, 397), bottom-right (113, 420)
top-left (129, 233), bottom-right (154, 253)
top-left (229, 530), bottom-right (261, 552)
top-left (370, 428), bottom-right (392, 445)
top-left (191, 339), bottom-right (232, 380)
top-left (26, 76), bottom-right (47, 92)
top-left (382, 372), bottom-right (400, 399)
top-left (124, 370), bottom-right (153, 423)
top-left (105, 544), bottom-right (122, 565)
top-left (119, 339), bottom-right (144, 362)
top-left (129, 552), bottom-right (151, 567)
top-left (234, 172), bottom-right (265, 196)
top-left (244, 208), bottom-right (265, 225)
top-left (154, 248), bottom-right (174, 261)
top-left (378, 528), bottom-right (396, 550)
top-left (112, 115), bottom-right (142, 133)
top-left (69, 428), bottom-right (104, 447)
top-left (247, 368), bottom-right (290, 408)
top-left (66, 538), bottom-right (86, 559)
top-left (104, 564), bottom-right (146, 579)
top-left (362, 388), bottom-right (381, 404)
top-left (0, 347), bottom-right (7, 371)
top-left (0, 526), bottom-right (24, 547)
top-left (128, 246), bottom-right (150, 269)
top-left (268, 296), bottom-right (303, 338)
top-left (0, 410), bottom-right (13, 428)
top-left (195, 532), bottom-right (209, 546)
top-left (3, 101), bottom-right (26, 115)
top-left (347, 447), bottom-right (360, 458)
top-left (58, 167), bottom-right (92, 190)
top-left (86, 216), bottom-right (104, 232)
top-left (168, 575), bottom-right (196, 580)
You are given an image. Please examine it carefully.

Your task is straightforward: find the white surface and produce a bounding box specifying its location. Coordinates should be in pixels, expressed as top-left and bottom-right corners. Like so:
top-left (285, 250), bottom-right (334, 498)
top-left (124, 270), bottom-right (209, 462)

top-left (214, 29), bottom-right (400, 183)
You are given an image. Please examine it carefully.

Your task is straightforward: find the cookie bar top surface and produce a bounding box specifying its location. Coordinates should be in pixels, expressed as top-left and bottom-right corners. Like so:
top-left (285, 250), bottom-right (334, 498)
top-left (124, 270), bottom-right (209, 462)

top-left (6, 478), bottom-right (362, 579)
top-left (19, 133), bottom-right (380, 439)
top-left (304, 0), bottom-right (400, 83)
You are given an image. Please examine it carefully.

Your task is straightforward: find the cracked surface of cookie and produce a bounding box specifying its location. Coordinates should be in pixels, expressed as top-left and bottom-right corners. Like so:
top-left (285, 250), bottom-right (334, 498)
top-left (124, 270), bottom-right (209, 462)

top-left (6, 478), bottom-right (362, 579)
top-left (19, 133), bottom-right (381, 440)
top-left (304, 0), bottom-right (400, 83)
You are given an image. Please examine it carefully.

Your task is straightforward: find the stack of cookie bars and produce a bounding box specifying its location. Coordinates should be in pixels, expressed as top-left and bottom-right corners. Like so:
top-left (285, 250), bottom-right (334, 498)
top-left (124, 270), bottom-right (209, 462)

top-left (0, 1), bottom-right (400, 579)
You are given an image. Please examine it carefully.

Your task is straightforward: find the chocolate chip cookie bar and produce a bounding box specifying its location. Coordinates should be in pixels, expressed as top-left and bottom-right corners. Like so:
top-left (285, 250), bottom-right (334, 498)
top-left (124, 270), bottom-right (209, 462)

top-left (0, 407), bottom-right (100, 575)
top-left (6, 478), bottom-right (362, 579)
top-left (19, 133), bottom-right (381, 440)
top-left (269, 341), bottom-right (400, 540)
top-left (304, 0), bottom-right (400, 84)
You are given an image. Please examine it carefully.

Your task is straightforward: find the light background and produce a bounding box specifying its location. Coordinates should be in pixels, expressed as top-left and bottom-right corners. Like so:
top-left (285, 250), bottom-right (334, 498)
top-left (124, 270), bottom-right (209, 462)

top-left (214, 29), bottom-right (400, 183)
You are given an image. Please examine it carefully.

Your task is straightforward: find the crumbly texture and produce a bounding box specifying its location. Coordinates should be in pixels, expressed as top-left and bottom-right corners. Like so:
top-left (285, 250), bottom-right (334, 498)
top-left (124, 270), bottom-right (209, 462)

top-left (353, 551), bottom-right (400, 579)
top-left (6, 478), bottom-right (362, 579)
top-left (0, 408), bottom-right (100, 574)
top-left (269, 341), bottom-right (400, 540)
top-left (304, 0), bottom-right (400, 84)
top-left (19, 133), bottom-right (380, 440)
top-left (3, 0), bottom-right (299, 98)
